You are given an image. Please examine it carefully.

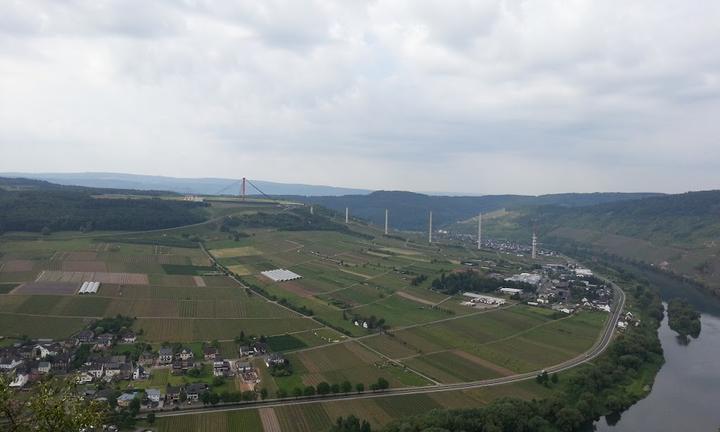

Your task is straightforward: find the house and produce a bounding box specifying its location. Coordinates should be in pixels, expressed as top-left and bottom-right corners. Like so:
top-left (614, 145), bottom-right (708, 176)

top-left (166, 385), bottom-right (182, 403)
top-left (121, 331), bottom-right (137, 344)
top-left (265, 353), bottom-right (285, 367)
top-left (0, 355), bottom-right (23, 371)
top-left (103, 362), bottom-right (122, 380)
top-left (95, 334), bottom-right (114, 349)
top-left (37, 361), bottom-right (51, 374)
top-left (33, 344), bottom-right (58, 360)
top-left (203, 346), bottom-right (219, 360)
top-left (158, 347), bottom-right (173, 365)
top-left (184, 383), bottom-right (208, 401)
top-left (116, 393), bottom-right (137, 408)
top-left (145, 388), bottom-right (162, 404)
top-left (9, 373), bottom-right (29, 388)
top-left (236, 361), bottom-right (252, 373)
top-left (138, 351), bottom-right (156, 366)
top-left (213, 359), bottom-right (231, 376)
top-left (76, 372), bottom-right (94, 384)
top-left (133, 365), bottom-right (149, 380)
top-left (251, 342), bottom-right (268, 355)
top-left (171, 355), bottom-right (195, 375)
top-left (75, 330), bottom-right (95, 344)
top-left (86, 362), bottom-right (104, 380)
top-left (177, 348), bottom-right (194, 361)
top-left (238, 345), bottom-right (252, 357)
top-left (51, 352), bottom-right (72, 374)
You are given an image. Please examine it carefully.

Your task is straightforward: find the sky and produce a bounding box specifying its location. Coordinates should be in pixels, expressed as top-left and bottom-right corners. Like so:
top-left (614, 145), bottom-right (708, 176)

top-left (1, 1), bottom-right (719, 195)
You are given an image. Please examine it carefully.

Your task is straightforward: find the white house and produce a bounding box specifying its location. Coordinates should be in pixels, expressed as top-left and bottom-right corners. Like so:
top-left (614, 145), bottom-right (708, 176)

top-left (9, 374), bottom-right (28, 388)
top-left (38, 361), bottom-right (51, 374)
top-left (145, 388), bottom-right (162, 403)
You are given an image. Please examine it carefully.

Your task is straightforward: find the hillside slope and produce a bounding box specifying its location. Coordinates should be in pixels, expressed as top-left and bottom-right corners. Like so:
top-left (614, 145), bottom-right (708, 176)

top-left (460, 191), bottom-right (720, 294)
top-left (296, 191), bottom-right (663, 231)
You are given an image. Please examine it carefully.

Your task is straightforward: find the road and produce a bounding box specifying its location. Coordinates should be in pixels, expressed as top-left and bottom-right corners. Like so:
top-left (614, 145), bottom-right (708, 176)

top-left (150, 281), bottom-right (626, 419)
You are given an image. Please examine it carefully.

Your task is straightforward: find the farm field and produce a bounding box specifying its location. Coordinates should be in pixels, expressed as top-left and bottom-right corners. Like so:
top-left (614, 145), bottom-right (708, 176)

top-left (154, 379), bottom-right (556, 432)
top-left (0, 197), bottom-right (613, 432)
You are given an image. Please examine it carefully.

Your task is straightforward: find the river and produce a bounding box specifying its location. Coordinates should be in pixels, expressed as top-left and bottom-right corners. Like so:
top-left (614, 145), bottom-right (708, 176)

top-left (595, 270), bottom-right (720, 431)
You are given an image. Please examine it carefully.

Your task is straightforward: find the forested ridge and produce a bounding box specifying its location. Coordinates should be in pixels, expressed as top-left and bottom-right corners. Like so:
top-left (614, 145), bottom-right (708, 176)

top-left (285, 191), bottom-right (661, 231)
top-left (0, 177), bottom-right (208, 233)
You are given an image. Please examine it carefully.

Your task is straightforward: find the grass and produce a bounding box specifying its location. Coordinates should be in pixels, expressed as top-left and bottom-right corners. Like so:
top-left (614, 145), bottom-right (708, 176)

top-left (266, 334), bottom-right (308, 352)
top-left (0, 313), bottom-right (87, 339)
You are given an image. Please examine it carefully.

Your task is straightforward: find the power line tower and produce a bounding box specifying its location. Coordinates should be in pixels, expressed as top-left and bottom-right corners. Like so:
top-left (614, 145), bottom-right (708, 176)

top-left (428, 211), bottom-right (433, 244)
top-left (531, 227), bottom-right (538, 260)
top-left (384, 209), bottom-right (389, 235)
top-left (240, 177), bottom-right (246, 201)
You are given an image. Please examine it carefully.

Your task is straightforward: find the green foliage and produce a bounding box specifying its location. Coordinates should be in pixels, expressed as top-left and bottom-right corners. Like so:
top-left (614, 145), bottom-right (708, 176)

top-left (667, 298), bottom-right (701, 338)
top-left (0, 376), bottom-right (108, 432)
top-left (431, 270), bottom-right (534, 295)
top-left (91, 315), bottom-right (134, 334)
top-left (330, 415), bottom-right (372, 432)
top-left (0, 179), bottom-right (207, 233)
top-left (266, 334), bottom-right (308, 351)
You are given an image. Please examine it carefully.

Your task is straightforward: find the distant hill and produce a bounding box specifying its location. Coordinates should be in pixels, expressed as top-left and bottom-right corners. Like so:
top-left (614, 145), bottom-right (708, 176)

top-left (1, 172), bottom-right (372, 197)
top-left (293, 190), bottom-right (663, 231)
top-left (0, 177), bottom-right (207, 233)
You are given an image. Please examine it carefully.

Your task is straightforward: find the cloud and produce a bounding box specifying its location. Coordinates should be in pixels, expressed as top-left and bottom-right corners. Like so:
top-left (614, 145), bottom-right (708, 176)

top-left (1, 0), bottom-right (719, 194)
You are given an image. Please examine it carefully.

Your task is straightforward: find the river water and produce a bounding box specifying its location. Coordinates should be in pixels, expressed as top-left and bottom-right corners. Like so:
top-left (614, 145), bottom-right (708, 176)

top-left (595, 271), bottom-right (720, 431)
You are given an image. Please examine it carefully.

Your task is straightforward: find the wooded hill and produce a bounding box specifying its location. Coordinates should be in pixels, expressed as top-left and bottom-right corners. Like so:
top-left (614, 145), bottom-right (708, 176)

top-left (287, 190), bottom-right (661, 231)
top-left (0, 177), bottom-right (208, 233)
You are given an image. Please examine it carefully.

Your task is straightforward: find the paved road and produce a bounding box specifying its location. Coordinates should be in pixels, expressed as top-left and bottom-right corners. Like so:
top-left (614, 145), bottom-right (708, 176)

top-left (151, 282), bottom-right (626, 419)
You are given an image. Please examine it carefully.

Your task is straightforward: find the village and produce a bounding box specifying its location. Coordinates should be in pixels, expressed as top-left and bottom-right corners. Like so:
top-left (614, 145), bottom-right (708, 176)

top-left (457, 261), bottom-right (624, 321)
top-left (0, 321), bottom-right (289, 413)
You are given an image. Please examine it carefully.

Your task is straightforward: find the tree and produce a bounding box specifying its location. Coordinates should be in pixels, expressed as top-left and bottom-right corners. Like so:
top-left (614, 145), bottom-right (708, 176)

top-left (331, 383), bottom-right (341, 394)
top-left (200, 391), bottom-right (211, 405)
top-left (260, 388), bottom-right (268, 400)
top-left (555, 407), bottom-right (584, 432)
top-left (209, 392), bottom-right (220, 405)
top-left (292, 387), bottom-right (303, 398)
top-left (276, 388), bottom-right (288, 399)
top-left (303, 386), bottom-right (316, 397)
top-left (376, 377), bottom-right (389, 390)
top-left (316, 382), bottom-right (331, 395)
top-left (330, 415), bottom-right (372, 432)
top-left (41, 226), bottom-right (51, 236)
top-left (341, 381), bottom-right (353, 393)
top-left (147, 412), bottom-right (156, 425)
top-left (355, 383), bottom-right (365, 393)
top-left (0, 377), bottom-right (107, 432)
top-left (551, 373), bottom-right (559, 384)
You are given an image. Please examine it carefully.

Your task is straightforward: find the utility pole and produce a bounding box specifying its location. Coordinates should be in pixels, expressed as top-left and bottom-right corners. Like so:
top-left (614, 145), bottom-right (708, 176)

top-left (241, 177), bottom-right (246, 201)
top-left (428, 211), bottom-right (433, 244)
top-left (384, 209), bottom-right (389, 235)
top-left (532, 231), bottom-right (537, 260)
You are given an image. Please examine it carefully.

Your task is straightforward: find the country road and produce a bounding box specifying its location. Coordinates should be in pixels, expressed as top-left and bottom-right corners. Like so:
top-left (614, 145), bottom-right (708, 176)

top-left (149, 281), bottom-right (626, 419)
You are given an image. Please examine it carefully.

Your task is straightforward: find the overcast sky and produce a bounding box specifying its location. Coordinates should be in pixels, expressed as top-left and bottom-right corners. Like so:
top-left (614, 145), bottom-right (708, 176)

top-left (1, 1), bottom-right (719, 195)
